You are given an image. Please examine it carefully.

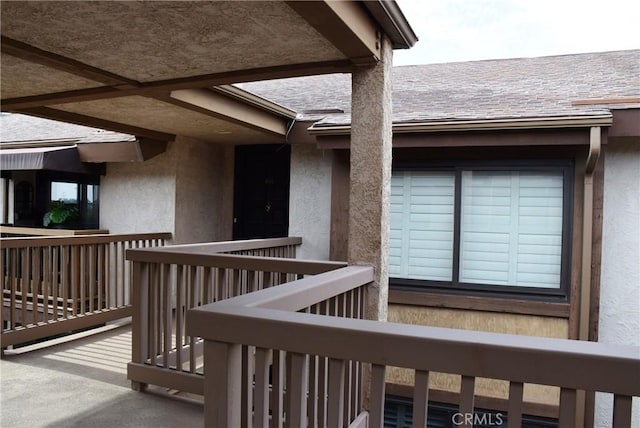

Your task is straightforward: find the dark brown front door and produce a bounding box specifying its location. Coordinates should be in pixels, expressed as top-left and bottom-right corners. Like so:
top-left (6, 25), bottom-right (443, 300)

top-left (233, 144), bottom-right (291, 239)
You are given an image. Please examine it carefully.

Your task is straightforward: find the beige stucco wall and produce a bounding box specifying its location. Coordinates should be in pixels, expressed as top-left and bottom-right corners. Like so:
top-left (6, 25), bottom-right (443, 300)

top-left (388, 304), bottom-right (569, 406)
top-left (595, 140), bottom-right (640, 427)
top-left (288, 144), bottom-right (333, 260)
top-left (99, 142), bottom-right (177, 235)
top-left (173, 137), bottom-right (234, 244)
top-left (100, 136), bottom-right (234, 244)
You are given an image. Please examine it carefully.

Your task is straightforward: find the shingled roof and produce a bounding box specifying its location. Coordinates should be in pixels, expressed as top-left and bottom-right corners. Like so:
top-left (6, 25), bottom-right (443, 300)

top-left (3, 50), bottom-right (638, 145)
top-left (239, 49), bottom-right (640, 126)
top-left (0, 113), bottom-right (135, 145)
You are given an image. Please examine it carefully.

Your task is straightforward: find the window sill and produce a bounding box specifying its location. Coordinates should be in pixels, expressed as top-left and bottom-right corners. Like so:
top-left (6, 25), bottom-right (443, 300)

top-left (388, 289), bottom-right (570, 318)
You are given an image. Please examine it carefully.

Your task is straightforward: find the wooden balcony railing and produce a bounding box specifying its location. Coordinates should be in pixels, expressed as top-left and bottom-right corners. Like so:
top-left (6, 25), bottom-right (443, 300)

top-left (126, 237), bottom-right (350, 397)
top-left (1, 232), bottom-right (170, 349)
top-left (187, 265), bottom-right (640, 428)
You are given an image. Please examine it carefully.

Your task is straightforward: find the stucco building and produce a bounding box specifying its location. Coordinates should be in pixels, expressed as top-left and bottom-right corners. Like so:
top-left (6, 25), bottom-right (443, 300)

top-left (2, 49), bottom-right (638, 426)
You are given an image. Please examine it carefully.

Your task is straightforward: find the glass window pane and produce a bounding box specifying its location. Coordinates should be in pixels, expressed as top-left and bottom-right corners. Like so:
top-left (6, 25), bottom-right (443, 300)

top-left (390, 171), bottom-right (455, 281)
top-left (459, 170), bottom-right (563, 288)
top-left (51, 182), bottom-right (78, 203)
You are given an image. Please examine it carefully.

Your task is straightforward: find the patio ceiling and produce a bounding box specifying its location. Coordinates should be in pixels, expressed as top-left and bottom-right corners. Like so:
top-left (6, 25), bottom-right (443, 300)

top-left (1, 1), bottom-right (416, 145)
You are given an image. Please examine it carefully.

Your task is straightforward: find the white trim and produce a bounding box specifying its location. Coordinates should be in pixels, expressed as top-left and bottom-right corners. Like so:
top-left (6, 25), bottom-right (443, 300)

top-left (214, 85), bottom-right (297, 119)
top-left (308, 114), bottom-right (614, 135)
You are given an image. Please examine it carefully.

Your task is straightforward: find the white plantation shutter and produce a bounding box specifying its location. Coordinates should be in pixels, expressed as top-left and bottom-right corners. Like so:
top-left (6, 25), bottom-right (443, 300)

top-left (390, 171), bottom-right (455, 281)
top-left (459, 171), bottom-right (563, 288)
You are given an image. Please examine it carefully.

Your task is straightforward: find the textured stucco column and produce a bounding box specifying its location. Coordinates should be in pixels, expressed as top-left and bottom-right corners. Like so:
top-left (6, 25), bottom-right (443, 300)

top-left (348, 36), bottom-right (393, 323)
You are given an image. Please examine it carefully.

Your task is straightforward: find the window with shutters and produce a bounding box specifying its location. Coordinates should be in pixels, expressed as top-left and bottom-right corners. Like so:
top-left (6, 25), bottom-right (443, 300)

top-left (390, 163), bottom-right (572, 299)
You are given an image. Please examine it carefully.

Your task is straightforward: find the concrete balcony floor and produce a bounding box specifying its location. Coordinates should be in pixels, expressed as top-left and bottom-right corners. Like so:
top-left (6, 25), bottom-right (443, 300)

top-left (1, 320), bottom-right (203, 427)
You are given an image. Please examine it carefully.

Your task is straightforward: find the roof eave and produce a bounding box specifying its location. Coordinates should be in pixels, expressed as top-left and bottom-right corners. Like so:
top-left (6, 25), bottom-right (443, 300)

top-left (214, 85), bottom-right (298, 119)
top-left (362, 1), bottom-right (418, 49)
top-left (308, 114), bottom-right (614, 135)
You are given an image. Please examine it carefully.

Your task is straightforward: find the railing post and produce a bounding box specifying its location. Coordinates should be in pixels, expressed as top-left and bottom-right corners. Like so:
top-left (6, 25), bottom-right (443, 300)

top-left (204, 340), bottom-right (242, 428)
top-left (131, 260), bottom-right (149, 391)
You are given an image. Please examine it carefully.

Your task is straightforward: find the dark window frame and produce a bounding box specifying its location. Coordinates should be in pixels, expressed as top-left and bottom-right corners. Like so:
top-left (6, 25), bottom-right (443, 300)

top-left (390, 159), bottom-right (574, 301)
top-left (37, 170), bottom-right (100, 229)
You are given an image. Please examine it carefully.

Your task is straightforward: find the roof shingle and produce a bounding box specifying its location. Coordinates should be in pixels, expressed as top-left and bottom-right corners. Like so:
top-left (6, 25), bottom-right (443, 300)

top-left (239, 49), bottom-right (640, 125)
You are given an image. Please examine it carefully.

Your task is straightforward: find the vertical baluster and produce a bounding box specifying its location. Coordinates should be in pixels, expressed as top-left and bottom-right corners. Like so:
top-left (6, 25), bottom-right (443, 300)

top-left (189, 265), bottom-right (197, 373)
top-left (71, 245), bottom-right (80, 316)
top-left (79, 245), bottom-right (86, 314)
top-left (149, 263), bottom-right (158, 366)
top-left (266, 270), bottom-right (273, 290)
top-left (559, 388), bottom-right (577, 427)
top-left (10, 249), bottom-right (16, 329)
top-left (369, 364), bottom-right (386, 428)
top-left (254, 347), bottom-right (271, 428)
top-left (258, 271), bottom-right (265, 292)
top-left (350, 290), bottom-right (361, 417)
top-left (318, 355), bottom-right (328, 428)
top-left (52, 246), bottom-right (59, 320)
top-left (29, 247), bottom-right (39, 325)
top-left (247, 270), bottom-right (256, 293)
top-left (613, 394), bottom-right (633, 428)
top-left (413, 370), bottom-right (430, 428)
top-left (104, 242), bottom-right (115, 309)
top-left (125, 241), bottom-right (133, 306)
top-left (162, 264), bottom-right (171, 369)
top-left (459, 376), bottom-right (475, 428)
top-left (307, 354), bottom-right (319, 428)
top-left (116, 241), bottom-right (126, 307)
top-left (20, 247), bottom-right (29, 326)
top-left (287, 352), bottom-right (309, 428)
top-left (0, 248), bottom-right (5, 330)
top-left (31, 245), bottom-right (40, 325)
top-left (508, 381), bottom-right (524, 427)
top-left (346, 292), bottom-right (356, 423)
top-left (42, 247), bottom-right (50, 323)
top-left (116, 241), bottom-right (123, 307)
top-left (175, 265), bottom-right (184, 371)
top-left (0, 249), bottom-right (6, 329)
top-left (198, 265), bottom-right (206, 306)
top-left (327, 358), bottom-right (346, 428)
top-left (241, 345), bottom-right (254, 428)
top-left (344, 359), bottom-right (352, 427)
top-left (271, 350), bottom-right (285, 428)
top-left (97, 244), bottom-right (104, 310)
top-left (88, 244), bottom-right (95, 313)
top-left (231, 269), bottom-right (240, 297)
top-left (202, 266), bottom-right (211, 304)
top-left (241, 268), bottom-right (249, 295)
top-left (215, 268), bottom-right (223, 302)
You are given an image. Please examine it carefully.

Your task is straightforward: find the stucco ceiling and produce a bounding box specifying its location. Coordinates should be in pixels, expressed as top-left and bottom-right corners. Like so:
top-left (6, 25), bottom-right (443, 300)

top-left (1, 1), bottom-right (410, 144)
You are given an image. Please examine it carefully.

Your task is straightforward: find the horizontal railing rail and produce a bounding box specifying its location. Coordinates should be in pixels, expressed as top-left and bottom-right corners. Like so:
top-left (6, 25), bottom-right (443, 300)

top-left (187, 266), bottom-right (640, 428)
top-left (1, 232), bottom-right (171, 349)
top-left (0, 225), bottom-right (110, 237)
top-left (127, 237), bottom-right (353, 399)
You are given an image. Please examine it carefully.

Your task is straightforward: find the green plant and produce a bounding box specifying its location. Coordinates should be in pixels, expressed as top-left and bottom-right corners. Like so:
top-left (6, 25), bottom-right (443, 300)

top-left (43, 200), bottom-right (78, 227)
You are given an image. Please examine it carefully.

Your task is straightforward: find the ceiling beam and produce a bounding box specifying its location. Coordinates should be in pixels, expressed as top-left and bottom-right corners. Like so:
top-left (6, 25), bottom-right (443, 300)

top-left (18, 107), bottom-right (175, 142)
top-left (1, 36), bottom-right (139, 89)
top-left (286, 0), bottom-right (381, 65)
top-left (164, 89), bottom-right (290, 137)
top-left (1, 59), bottom-right (353, 111)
